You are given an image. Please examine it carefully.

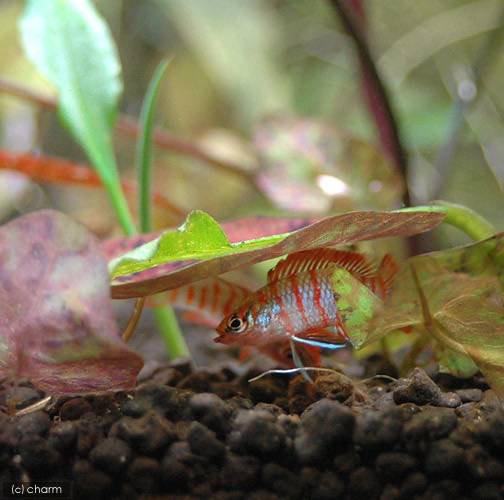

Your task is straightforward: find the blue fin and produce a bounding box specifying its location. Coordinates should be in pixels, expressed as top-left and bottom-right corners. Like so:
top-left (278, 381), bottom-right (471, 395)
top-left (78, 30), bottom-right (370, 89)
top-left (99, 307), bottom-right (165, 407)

top-left (293, 335), bottom-right (347, 350)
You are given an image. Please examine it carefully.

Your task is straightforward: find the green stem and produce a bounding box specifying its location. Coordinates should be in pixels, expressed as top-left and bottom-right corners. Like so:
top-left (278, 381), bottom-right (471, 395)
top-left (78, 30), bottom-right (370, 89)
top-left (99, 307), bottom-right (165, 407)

top-left (137, 59), bottom-right (170, 233)
top-left (154, 306), bottom-right (190, 358)
top-left (397, 200), bottom-right (496, 241)
top-left (103, 174), bottom-right (137, 236)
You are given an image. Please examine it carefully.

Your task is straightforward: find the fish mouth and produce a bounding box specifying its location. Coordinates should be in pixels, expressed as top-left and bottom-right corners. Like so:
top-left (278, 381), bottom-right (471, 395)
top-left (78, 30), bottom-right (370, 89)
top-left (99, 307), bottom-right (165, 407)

top-left (213, 334), bottom-right (231, 344)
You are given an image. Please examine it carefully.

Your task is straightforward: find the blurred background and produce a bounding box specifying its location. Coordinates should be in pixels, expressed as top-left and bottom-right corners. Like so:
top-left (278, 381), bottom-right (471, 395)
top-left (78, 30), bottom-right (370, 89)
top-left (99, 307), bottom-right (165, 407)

top-left (1, 0), bottom-right (503, 246)
top-left (0, 0), bottom-right (503, 366)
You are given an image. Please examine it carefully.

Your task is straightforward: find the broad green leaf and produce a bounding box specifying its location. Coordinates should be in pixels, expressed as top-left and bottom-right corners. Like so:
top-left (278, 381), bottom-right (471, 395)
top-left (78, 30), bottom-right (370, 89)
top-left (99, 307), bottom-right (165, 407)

top-left (20, 0), bottom-right (134, 234)
top-left (369, 234), bottom-right (504, 396)
top-left (109, 210), bottom-right (444, 299)
top-left (253, 117), bottom-right (403, 213)
top-left (0, 210), bottom-right (143, 394)
top-left (20, 0), bottom-right (121, 183)
top-left (109, 210), bottom-right (287, 278)
top-left (101, 215), bottom-right (317, 261)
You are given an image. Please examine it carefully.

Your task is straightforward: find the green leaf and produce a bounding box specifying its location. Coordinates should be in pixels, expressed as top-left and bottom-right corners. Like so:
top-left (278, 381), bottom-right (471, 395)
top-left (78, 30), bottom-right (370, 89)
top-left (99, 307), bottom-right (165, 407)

top-left (437, 347), bottom-right (479, 378)
top-left (20, 0), bottom-right (135, 235)
top-left (20, 0), bottom-right (120, 181)
top-left (137, 59), bottom-right (171, 233)
top-left (109, 210), bottom-right (287, 278)
top-left (109, 210), bottom-right (444, 299)
top-left (369, 234), bottom-right (504, 396)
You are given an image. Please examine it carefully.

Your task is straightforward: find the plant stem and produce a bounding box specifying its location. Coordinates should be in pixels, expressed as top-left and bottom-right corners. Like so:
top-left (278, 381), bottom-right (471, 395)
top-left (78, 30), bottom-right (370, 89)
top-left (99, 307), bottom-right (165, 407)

top-left (399, 201), bottom-right (496, 241)
top-left (154, 307), bottom-right (190, 358)
top-left (103, 174), bottom-right (137, 236)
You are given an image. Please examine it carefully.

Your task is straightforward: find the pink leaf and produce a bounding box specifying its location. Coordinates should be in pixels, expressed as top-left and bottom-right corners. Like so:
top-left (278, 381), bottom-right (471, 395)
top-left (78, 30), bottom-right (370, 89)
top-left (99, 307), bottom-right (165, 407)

top-left (0, 210), bottom-right (143, 394)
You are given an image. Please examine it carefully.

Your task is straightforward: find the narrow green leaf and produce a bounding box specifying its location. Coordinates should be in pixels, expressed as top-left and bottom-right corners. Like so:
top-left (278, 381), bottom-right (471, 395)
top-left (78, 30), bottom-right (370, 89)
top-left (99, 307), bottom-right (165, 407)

top-left (20, 0), bottom-right (135, 235)
top-left (137, 59), bottom-right (171, 233)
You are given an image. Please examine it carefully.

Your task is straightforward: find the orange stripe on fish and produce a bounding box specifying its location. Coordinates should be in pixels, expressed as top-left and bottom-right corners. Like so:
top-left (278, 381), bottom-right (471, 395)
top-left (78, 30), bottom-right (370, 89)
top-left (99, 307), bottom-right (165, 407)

top-left (186, 285), bottom-right (195, 305)
top-left (211, 280), bottom-right (221, 313)
top-left (199, 284), bottom-right (208, 310)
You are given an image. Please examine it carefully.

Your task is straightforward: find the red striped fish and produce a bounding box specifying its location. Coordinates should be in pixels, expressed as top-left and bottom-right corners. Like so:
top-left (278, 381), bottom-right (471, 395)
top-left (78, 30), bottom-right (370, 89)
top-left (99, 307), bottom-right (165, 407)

top-left (215, 248), bottom-right (398, 349)
top-left (149, 277), bottom-right (250, 326)
top-left (149, 277), bottom-right (321, 368)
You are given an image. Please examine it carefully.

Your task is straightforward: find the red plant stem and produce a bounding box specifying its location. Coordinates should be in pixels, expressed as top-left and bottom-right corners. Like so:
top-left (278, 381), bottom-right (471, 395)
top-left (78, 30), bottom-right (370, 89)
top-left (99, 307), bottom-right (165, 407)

top-left (330, 0), bottom-right (411, 208)
top-left (0, 77), bottom-right (255, 184)
top-left (0, 150), bottom-right (185, 217)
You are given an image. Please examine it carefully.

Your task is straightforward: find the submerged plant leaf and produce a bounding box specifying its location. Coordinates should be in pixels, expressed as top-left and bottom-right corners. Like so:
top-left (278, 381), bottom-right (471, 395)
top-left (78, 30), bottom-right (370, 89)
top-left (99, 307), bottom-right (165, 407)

top-left (437, 347), bottom-right (478, 378)
top-left (110, 210), bottom-right (444, 299)
top-left (368, 234), bottom-right (504, 396)
top-left (253, 117), bottom-right (403, 213)
top-left (101, 215), bottom-right (316, 261)
top-left (0, 210), bottom-right (143, 394)
top-left (20, 0), bottom-right (121, 184)
top-left (109, 210), bottom-right (290, 278)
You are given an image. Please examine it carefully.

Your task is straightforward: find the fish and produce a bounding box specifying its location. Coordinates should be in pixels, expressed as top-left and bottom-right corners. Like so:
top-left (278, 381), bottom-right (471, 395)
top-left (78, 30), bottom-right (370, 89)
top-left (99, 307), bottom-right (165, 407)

top-left (148, 277), bottom-right (322, 368)
top-left (149, 277), bottom-right (251, 326)
top-left (215, 247), bottom-right (398, 349)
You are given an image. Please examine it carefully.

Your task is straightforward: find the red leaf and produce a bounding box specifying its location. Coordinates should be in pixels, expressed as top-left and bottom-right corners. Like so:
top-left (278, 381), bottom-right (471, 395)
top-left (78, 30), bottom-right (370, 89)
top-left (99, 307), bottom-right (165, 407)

top-left (0, 210), bottom-right (143, 394)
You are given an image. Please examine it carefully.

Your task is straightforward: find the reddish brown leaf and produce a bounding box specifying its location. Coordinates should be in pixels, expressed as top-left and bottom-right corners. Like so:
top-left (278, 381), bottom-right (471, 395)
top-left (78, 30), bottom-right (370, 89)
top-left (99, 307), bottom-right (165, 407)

top-left (110, 210), bottom-right (444, 299)
top-left (0, 210), bottom-right (143, 394)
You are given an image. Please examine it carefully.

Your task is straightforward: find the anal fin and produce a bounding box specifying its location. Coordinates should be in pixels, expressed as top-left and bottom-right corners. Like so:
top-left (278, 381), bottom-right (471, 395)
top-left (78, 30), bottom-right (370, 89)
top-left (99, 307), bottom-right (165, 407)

top-left (293, 327), bottom-right (348, 350)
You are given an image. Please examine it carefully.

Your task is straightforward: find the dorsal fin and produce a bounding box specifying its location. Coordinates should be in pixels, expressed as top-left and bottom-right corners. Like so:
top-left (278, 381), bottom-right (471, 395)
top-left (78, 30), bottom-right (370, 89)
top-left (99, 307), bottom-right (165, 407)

top-left (267, 248), bottom-right (376, 284)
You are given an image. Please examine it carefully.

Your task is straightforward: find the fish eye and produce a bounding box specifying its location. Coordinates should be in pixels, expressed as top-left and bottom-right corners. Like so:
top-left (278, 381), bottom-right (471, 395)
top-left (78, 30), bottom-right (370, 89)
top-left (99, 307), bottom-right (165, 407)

top-left (227, 315), bottom-right (246, 333)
